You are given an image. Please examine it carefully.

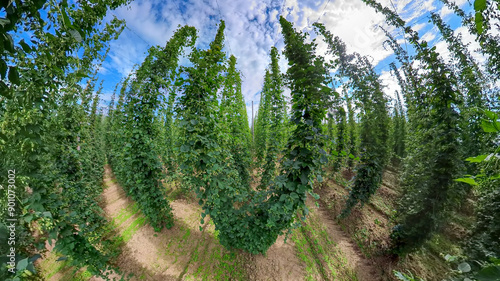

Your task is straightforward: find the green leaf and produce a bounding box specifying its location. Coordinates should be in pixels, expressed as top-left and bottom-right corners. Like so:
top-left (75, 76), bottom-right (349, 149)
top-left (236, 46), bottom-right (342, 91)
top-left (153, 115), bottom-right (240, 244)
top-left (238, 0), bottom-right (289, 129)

top-left (484, 110), bottom-right (497, 121)
top-left (393, 271), bottom-right (410, 281)
top-left (8, 66), bottom-right (19, 85)
top-left (60, 7), bottom-right (72, 28)
top-left (0, 59), bottom-right (6, 79)
top-left (0, 18), bottom-right (10, 27)
top-left (474, 0), bottom-right (487, 11)
top-left (16, 258), bottom-right (28, 271)
top-left (317, 175), bottom-right (323, 182)
top-left (466, 154), bottom-right (488, 163)
top-left (310, 192), bottom-right (319, 200)
top-left (458, 262), bottom-right (471, 273)
top-left (19, 39), bottom-right (32, 53)
top-left (0, 223), bottom-right (7, 242)
top-left (481, 120), bottom-right (499, 133)
top-left (444, 254), bottom-right (457, 262)
top-left (69, 29), bottom-right (82, 43)
top-left (454, 178), bottom-right (478, 186)
top-left (475, 265), bottom-right (500, 281)
top-left (27, 262), bottom-right (36, 274)
top-left (300, 172), bottom-right (308, 185)
top-left (29, 254), bottom-right (41, 263)
top-left (3, 33), bottom-right (14, 53)
top-left (475, 12), bottom-right (484, 34)
top-left (24, 214), bottom-right (33, 223)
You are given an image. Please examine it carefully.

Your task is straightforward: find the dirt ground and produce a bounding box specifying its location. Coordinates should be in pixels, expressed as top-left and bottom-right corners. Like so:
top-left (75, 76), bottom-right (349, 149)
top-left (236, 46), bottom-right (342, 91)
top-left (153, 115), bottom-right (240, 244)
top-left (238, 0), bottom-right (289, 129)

top-left (38, 166), bottom-right (387, 281)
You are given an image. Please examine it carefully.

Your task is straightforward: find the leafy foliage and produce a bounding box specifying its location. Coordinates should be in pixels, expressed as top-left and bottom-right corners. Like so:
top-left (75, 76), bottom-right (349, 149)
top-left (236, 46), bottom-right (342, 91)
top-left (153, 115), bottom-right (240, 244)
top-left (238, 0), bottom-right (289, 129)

top-left (258, 47), bottom-right (287, 190)
top-left (457, 111), bottom-right (500, 263)
top-left (176, 18), bottom-right (331, 254)
top-left (220, 55), bottom-right (252, 188)
top-left (314, 23), bottom-right (389, 217)
top-left (361, 0), bottom-right (464, 254)
top-left (0, 1), bottom-right (128, 279)
top-left (108, 25), bottom-right (197, 231)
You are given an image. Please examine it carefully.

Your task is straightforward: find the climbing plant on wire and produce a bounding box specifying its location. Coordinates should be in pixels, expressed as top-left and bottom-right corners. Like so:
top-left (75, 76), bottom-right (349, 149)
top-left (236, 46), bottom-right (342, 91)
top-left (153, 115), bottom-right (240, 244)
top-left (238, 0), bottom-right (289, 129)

top-left (361, 0), bottom-right (464, 254)
top-left (430, 11), bottom-right (490, 175)
top-left (259, 47), bottom-right (287, 190)
top-left (0, 1), bottom-right (128, 278)
top-left (219, 55), bottom-right (252, 188)
top-left (254, 70), bottom-right (272, 164)
top-left (110, 25), bottom-right (197, 231)
top-left (177, 18), bottom-right (331, 254)
top-left (314, 23), bottom-right (389, 217)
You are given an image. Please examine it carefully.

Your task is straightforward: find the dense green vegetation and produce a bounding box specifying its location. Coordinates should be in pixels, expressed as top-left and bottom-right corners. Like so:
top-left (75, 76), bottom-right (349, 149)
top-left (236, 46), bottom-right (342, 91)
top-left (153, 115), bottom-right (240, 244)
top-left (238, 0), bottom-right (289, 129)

top-left (0, 0), bottom-right (498, 280)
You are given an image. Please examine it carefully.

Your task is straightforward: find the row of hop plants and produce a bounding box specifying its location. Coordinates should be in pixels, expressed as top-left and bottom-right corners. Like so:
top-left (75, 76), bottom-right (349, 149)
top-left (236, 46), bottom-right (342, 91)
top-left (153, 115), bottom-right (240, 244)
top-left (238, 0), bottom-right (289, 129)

top-left (0, 0), bottom-right (497, 279)
top-left (0, 1), bottom-right (131, 279)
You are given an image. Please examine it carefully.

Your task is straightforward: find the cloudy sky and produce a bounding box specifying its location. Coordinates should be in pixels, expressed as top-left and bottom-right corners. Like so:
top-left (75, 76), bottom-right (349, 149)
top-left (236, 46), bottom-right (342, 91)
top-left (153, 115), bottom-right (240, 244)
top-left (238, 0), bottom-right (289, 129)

top-left (95, 0), bottom-right (472, 120)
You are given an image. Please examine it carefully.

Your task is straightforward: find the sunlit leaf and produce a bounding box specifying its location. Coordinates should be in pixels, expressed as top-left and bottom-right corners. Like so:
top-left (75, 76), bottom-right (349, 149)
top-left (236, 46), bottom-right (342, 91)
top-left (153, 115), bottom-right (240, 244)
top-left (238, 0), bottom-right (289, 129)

top-left (475, 12), bottom-right (484, 34)
top-left (454, 178), bottom-right (478, 186)
top-left (474, 0), bottom-right (487, 11)
top-left (466, 154), bottom-right (488, 163)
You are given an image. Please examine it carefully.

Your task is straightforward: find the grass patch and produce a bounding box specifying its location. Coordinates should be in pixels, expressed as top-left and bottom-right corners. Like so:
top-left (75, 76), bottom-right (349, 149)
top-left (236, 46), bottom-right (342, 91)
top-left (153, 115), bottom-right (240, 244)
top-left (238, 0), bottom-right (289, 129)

top-left (292, 209), bottom-right (358, 281)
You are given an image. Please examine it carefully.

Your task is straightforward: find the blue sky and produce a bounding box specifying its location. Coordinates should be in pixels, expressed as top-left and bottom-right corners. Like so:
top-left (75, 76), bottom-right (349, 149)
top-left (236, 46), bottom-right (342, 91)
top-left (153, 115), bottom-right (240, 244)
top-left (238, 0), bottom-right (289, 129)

top-left (94, 0), bottom-right (476, 120)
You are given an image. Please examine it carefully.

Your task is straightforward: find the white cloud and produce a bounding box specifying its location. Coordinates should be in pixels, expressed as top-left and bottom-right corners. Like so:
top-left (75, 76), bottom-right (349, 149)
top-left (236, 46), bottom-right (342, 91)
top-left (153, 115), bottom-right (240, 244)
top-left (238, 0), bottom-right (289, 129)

top-left (421, 29), bottom-right (437, 42)
top-left (379, 70), bottom-right (401, 105)
top-left (412, 22), bottom-right (427, 33)
top-left (439, 5), bottom-right (453, 18)
top-left (98, 0), bottom-right (458, 122)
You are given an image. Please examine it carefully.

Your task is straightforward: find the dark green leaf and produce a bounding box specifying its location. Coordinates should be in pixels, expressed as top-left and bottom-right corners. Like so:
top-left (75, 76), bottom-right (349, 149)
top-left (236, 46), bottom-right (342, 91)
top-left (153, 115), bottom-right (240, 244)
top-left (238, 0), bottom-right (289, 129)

top-left (475, 265), bottom-right (500, 281)
top-left (474, 0), bottom-right (487, 11)
top-left (3, 33), bottom-right (14, 53)
top-left (300, 173), bottom-right (308, 185)
top-left (0, 223), bottom-right (7, 242)
top-left (8, 66), bottom-right (20, 85)
top-left (60, 7), bottom-right (72, 28)
top-left (19, 39), bottom-right (32, 53)
top-left (29, 254), bottom-right (41, 263)
top-left (27, 262), bottom-right (37, 274)
top-left (0, 59), bottom-right (6, 79)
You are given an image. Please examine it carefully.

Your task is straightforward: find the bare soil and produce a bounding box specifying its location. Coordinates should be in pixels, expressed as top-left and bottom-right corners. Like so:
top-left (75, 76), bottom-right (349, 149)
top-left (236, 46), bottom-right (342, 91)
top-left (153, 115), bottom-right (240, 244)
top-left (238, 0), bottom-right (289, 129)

top-left (38, 165), bottom-right (404, 281)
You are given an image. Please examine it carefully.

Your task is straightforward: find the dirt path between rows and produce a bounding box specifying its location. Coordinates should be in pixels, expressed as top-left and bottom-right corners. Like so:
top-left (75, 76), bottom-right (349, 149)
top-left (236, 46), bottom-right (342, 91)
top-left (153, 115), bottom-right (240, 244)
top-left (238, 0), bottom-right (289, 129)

top-left (89, 165), bottom-right (307, 281)
top-left (40, 165), bottom-right (385, 280)
top-left (312, 186), bottom-right (384, 281)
